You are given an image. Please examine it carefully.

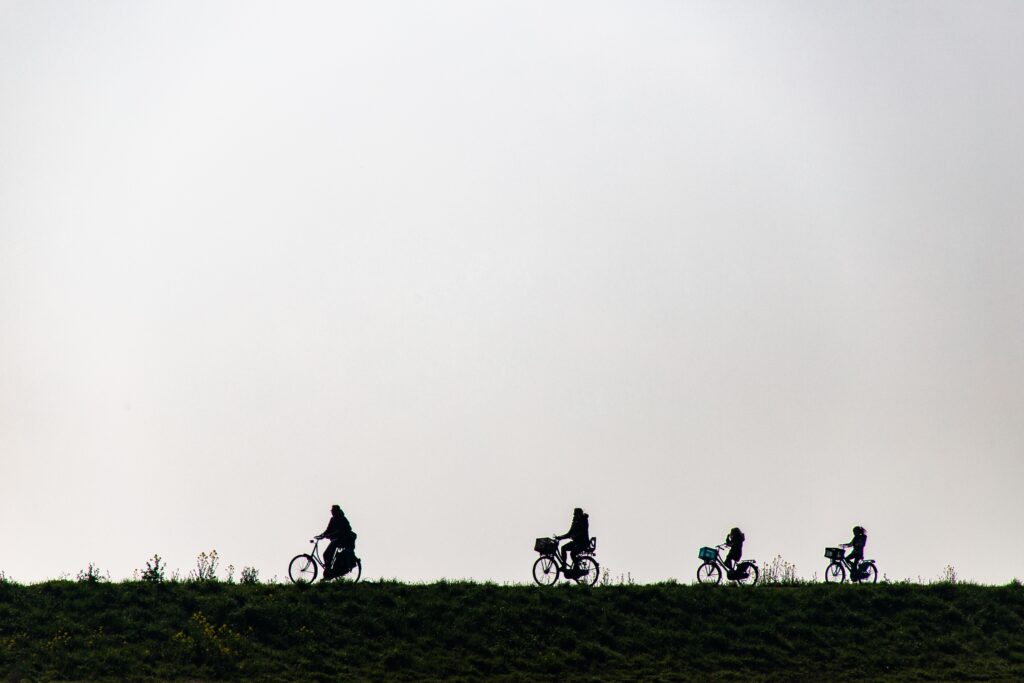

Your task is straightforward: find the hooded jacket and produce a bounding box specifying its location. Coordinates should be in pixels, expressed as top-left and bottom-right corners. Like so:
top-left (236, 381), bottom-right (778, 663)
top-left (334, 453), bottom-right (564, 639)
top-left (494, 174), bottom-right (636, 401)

top-left (561, 513), bottom-right (589, 545)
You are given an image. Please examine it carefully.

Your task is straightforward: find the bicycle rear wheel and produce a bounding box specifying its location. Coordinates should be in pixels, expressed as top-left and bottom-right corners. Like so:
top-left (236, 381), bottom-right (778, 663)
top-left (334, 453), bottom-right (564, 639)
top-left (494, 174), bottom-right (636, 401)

top-left (824, 562), bottom-right (845, 583)
top-left (734, 562), bottom-right (759, 586)
top-left (697, 562), bottom-right (722, 585)
top-left (533, 556), bottom-right (559, 586)
top-left (289, 554), bottom-right (318, 584)
top-left (574, 556), bottom-right (600, 586)
top-left (855, 563), bottom-right (878, 584)
top-left (336, 558), bottom-right (362, 583)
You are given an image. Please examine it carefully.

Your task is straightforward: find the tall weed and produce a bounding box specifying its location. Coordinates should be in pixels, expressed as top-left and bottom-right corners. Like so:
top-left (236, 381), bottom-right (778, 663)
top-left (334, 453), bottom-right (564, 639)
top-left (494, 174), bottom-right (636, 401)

top-left (760, 555), bottom-right (801, 585)
top-left (140, 554), bottom-right (166, 583)
top-left (76, 563), bottom-right (109, 584)
top-left (189, 550), bottom-right (220, 582)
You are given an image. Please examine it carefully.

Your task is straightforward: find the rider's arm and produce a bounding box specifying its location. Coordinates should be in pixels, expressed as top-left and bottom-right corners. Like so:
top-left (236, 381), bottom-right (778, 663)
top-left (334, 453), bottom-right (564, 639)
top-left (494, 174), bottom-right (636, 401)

top-left (322, 517), bottom-right (339, 538)
top-left (556, 523), bottom-right (576, 540)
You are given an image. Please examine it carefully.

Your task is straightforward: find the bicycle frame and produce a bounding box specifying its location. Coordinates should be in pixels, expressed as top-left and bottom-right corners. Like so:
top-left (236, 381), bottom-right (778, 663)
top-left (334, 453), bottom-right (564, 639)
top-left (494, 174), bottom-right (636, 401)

top-left (825, 546), bottom-right (876, 583)
top-left (308, 537), bottom-right (352, 574)
top-left (308, 539), bottom-right (327, 570)
top-left (546, 537), bottom-right (596, 571)
top-left (697, 544), bottom-right (758, 585)
top-left (834, 556), bottom-right (874, 575)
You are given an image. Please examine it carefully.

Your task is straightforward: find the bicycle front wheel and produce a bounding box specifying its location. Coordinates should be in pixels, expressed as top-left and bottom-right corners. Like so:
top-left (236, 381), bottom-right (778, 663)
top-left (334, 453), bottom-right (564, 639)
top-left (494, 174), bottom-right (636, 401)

top-left (533, 556), bottom-right (559, 586)
top-left (574, 556), bottom-right (600, 586)
top-left (697, 562), bottom-right (722, 585)
top-left (289, 554), bottom-right (318, 584)
top-left (824, 562), bottom-right (845, 584)
top-left (734, 562), bottom-right (759, 587)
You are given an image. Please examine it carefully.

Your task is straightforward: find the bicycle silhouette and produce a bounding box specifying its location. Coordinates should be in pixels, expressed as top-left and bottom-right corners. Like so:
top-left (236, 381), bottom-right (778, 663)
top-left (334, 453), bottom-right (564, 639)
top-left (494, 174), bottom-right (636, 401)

top-left (824, 545), bottom-right (878, 583)
top-left (289, 537), bottom-right (362, 584)
top-left (532, 536), bottom-right (600, 586)
top-left (696, 544), bottom-right (759, 586)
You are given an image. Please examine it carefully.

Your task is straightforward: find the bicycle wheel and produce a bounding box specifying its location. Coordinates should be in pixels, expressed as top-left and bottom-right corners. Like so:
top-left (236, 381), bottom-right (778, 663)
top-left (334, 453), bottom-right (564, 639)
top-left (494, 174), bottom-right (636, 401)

top-left (697, 562), bottom-right (722, 585)
top-left (574, 556), bottom-right (600, 586)
top-left (824, 562), bottom-right (845, 584)
top-left (288, 554), bottom-right (318, 584)
top-left (336, 558), bottom-right (362, 583)
top-left (734, 562), bottom-right (759, 587)
top-left (533, 556), bottom-right (560, 586)
top-left (856, 563), bottom-right (878, 584)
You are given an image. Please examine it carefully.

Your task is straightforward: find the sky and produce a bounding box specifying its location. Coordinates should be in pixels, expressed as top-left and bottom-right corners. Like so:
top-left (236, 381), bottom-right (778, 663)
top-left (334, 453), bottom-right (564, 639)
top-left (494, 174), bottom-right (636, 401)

top-left (1, 1), bottom-right (1022, 585)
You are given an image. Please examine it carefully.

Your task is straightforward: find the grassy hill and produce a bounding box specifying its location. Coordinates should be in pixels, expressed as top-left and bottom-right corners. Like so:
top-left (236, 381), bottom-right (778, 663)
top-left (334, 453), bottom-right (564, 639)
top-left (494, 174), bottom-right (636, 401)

top-left (2, 579), bottom-right (1024, 681)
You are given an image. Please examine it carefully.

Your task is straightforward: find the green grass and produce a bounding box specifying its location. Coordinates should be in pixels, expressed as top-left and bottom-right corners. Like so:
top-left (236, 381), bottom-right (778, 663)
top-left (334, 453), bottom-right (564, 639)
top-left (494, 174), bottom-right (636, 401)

top-left (2, 580), bottom-right (1024, 681)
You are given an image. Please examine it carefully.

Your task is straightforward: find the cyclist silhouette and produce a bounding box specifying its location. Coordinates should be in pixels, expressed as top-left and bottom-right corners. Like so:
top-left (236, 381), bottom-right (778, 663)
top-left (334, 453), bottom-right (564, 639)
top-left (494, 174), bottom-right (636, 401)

top-left (555, 507), bottom-right (590, 567)
top-left (724, 527), bottom-right (745, 570)
top-left (844, 526), bottom-right (867, 575)
top-left (317, 504), bottom-right (357, 580)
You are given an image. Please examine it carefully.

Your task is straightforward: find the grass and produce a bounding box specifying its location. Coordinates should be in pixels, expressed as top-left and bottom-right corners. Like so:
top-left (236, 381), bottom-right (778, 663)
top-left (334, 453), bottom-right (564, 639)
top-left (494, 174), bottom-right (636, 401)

top-left (2, 579), bottom-right (1024, 681)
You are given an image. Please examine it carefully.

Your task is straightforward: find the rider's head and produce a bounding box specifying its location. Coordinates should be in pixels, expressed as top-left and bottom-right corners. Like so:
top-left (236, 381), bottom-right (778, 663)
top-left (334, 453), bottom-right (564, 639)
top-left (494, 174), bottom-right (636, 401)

top-left (573, 507), bottom-right (584, 518)
top-left (331, 504), bottom-right (342, 515)
top-left (853, 525), bottom-right (865, 535)
top-left (731, 527), bottom-right (742, 536)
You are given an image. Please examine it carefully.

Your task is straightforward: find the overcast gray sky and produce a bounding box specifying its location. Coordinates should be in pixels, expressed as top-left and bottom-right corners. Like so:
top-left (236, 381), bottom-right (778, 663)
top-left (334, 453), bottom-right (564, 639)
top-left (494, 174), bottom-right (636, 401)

top-left (2, 1), bottom-right (1022, 585)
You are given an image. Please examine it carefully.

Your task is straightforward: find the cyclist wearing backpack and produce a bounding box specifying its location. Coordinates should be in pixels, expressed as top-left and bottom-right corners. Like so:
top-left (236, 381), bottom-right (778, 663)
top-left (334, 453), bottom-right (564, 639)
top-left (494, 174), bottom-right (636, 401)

top-left (317, 504), bottom-right (357, 580)
top-left (844, 526), bottom-right (867, 576)
top-left (724, 527), bottom-right (745, 569)
top-left (556, 507), bottom-right (590, 567)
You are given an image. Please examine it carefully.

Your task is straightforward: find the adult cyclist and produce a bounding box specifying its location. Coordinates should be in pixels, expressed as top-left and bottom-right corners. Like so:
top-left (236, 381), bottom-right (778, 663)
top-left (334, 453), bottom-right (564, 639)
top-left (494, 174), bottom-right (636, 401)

top-left (842, 526), bottom-right (867, 577)
top-left (556, 507), bottom-right (590, 568)
top-left (317, 504), bottom-right (357, 580)
top-left (724, 527), bottom-right (745, 570)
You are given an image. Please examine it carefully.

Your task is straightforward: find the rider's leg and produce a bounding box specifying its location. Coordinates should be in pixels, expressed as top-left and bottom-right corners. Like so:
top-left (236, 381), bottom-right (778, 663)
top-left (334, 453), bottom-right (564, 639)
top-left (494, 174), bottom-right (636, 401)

top-left (561, 541), bottom-right (576, 567)
top-left (323, 540), bottom-right (339, 578)
top-left (725, 551), bottom-right (739, 570)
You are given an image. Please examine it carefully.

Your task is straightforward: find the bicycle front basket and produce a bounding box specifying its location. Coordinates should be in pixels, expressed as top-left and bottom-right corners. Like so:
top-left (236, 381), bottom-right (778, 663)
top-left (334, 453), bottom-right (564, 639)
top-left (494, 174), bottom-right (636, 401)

top-left (698, 546), bottom-right (717, 562)
top-left (824, 547), bottom-right (844, 560)
top-left (535, 538), bottom-right (557, 555)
